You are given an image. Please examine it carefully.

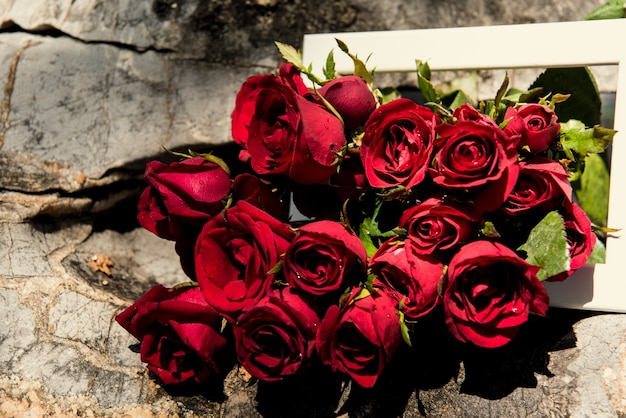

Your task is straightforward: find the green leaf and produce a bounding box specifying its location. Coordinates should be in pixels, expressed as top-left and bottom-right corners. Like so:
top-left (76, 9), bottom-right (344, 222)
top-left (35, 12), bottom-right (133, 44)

top-left (587, 238), bottom-right (606, 264)
top-left (574, 153), bottom-right (610, 226)
top-left (377, 87), bottom-right (402, 104)
top-left (416, 60), bottom-right (440, 104)
top-left (584, 0), bottom-right (626, 20)
top-left (441, 90), bottom-right (472, 110)
top-left (560, 119), bottom-right (615, 159)
top-left (357, 198), bottom-right (399, 257)
top-left (491, 72), bottom-right (510, 120)
top-left (529, 67), bottom-right (602, 127)
top-left (438, 71), bottom-right (478, 106)
top-left (358, 217), bottom-right (380, 258)
top-left (518, 210), bottom-right (570, 281)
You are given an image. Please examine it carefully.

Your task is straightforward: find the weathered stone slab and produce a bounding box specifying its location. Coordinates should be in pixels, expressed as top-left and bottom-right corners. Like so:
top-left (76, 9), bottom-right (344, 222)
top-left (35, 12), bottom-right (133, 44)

top-left (0, 32), bottom-right (259, 196)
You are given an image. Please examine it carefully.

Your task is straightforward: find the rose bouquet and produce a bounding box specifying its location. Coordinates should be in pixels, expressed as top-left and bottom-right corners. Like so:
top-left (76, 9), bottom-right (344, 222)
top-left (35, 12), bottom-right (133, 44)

top-left (116, 40), bottom-right (615, 390)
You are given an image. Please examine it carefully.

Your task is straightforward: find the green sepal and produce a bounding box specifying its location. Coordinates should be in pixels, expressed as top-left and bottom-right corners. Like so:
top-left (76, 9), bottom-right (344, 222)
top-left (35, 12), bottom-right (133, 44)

top-left (335, 38), bottom-right (373, 85)
top-left (266, 260), bottom-right (283, 275)
top-left (398, 310), bottom-right (413, 348)
top-left (220, 317), bottom-right (229, 333)
top-left (323, 50), bottom-right (336, 80)
top-left (188, 150), bottom-right (232, 176)
top-left (275, 41), bottom-right (325, 85)
top-left (480, 221), bottom-right (501, 238)
top-left (351, 287), bottom-right (372, 304)
top-left (518, 210), bottom-right (570, 281)
top-left (172, 281), bottom-right (199, 290)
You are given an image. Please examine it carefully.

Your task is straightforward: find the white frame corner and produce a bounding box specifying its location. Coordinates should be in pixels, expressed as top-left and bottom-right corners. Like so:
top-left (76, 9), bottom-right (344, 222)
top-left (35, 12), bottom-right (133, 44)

top-left (303, 20), bottom-right (626, 313)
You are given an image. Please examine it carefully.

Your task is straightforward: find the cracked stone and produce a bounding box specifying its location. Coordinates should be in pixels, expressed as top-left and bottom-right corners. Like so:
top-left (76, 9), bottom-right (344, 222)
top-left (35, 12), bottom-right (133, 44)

top-left (49, 290), bottom-right (119, 353)
top-left (0, 288), bottom-right (36, 369)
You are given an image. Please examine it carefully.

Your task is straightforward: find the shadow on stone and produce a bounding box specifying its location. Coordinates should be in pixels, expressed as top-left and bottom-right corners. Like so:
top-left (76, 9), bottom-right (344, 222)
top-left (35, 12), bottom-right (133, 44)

top-left (255, 366), bottom-right (345, 418)
top-left (458, 307), bottom-right (597, 399)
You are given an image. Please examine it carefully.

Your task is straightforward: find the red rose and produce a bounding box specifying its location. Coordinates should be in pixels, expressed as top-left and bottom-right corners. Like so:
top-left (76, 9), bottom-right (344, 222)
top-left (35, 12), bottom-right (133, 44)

top-left (231, 63), bottom-right (309, 162)
top-left (360, 98), bottom-right (439, 189)
top-left (443, 241), bottom-right (549, 348)
top-left (317, 75), bottom-right (376, 131)
top-left (430, 120), bottom-right (519, 213)
top-left (283, 220), bottom-right (367, 296)
top-left (115, 285), bottom-right (229, 387)
top-left (137, 157), bottom-right (231, 242)
top-left (546, 203), bottom-right (597, 282)
top-left (370, 239), bottom-right (443, 319)
top-left (233, 287), bottom-right (320, 381)
top-left (231, 73), bottom-right (265, 160)
top-left (194, 201), bottom-right (295, 322)
top-left (316, 287), bottom-right (402, 388)
top-left (453, 104), bottom-right (499, 128)
top-left (501, 156), bottom-right (572, 216)
top-left (503, 104), bottom-right (560, 154)
top-left (277, 62), bottom-right (310, 96)
top-left (232, 173), bottom-right (289, 222)
top-left (399, 196), bottom-right (479, 258)
top-left (241, 75), bottom-right (345, 184)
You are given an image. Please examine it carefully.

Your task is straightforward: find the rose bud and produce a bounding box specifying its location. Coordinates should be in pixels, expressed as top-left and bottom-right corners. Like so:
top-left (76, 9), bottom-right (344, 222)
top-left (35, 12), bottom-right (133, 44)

top-left (115, 285), bottom-right (229, 387)
top-left (546, 203), bottom-right (597, 282)
top-left (194, 201), bottom-right (295, 322)
top-left (231, 63), bottom-right (309, 162)
top-left (430, 120), bottom-right (519, 213)
top-left (501, 156), bottom-right (573, 216)
top-left (317, 75), bottom-right (377, 131)
top-left (316, 287), bottom-right (402, 388)
top-left (283, 220), bottom-right (367, 296)
top-left (370, 239), bottom-right (443, 319)
top-left (137, 156), bottom-right (231, 242)
top-left (503, 103), bottom-right (560, 154)
top-left (360, 98), bottom-right (439, 189)
top-left (243, 76), bottom-right (346, 185)
top-left (443, 240), bottom-right (549, 348)
top-left (233, 287), bottom-right (320, 381)
top-left (399, 196), bottom-right (479, 259)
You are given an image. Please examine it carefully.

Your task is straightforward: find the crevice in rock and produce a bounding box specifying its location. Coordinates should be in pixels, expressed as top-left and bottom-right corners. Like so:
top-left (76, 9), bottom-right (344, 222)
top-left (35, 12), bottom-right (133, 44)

top-left (0, 22), bottom-right (176, 55)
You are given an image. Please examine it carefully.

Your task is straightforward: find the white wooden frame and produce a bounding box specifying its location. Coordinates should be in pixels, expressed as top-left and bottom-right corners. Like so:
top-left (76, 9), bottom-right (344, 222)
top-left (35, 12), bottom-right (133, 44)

top-left (303, 20), bottom-right (626, 313)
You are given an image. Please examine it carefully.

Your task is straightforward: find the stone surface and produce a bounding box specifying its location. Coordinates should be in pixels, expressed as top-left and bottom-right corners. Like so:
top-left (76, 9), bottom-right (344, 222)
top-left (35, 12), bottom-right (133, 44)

top-left (1, 0), bottom-right (624, 417)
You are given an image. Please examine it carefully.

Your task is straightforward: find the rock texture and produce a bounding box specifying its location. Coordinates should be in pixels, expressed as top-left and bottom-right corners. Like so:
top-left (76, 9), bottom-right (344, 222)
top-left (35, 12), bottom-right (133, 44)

top-left (1, 0), bottom-right (624, 417)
